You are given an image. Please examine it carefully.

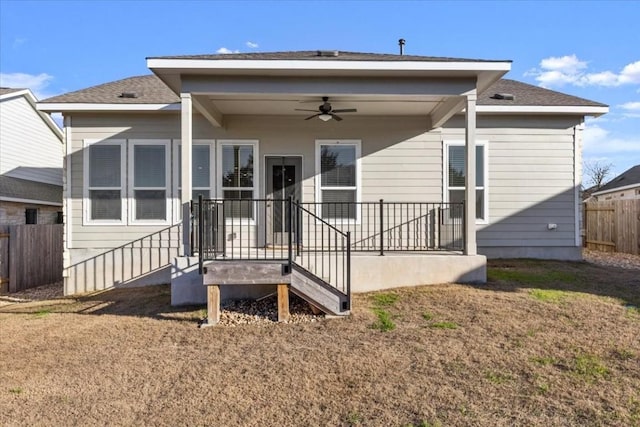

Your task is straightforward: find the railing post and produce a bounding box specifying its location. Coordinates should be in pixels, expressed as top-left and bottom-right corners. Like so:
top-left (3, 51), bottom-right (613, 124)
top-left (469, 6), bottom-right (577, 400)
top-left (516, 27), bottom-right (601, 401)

top-left (461, 201), bottom-right (466, 253)
top-left (288, 195), bottom-right (293, 272)
top-left (346, 231), bottom-right (351, 311)
top-left (379, 199), bottom-right (384, 256)
top-left (198, 194), bottom-right (204, 275)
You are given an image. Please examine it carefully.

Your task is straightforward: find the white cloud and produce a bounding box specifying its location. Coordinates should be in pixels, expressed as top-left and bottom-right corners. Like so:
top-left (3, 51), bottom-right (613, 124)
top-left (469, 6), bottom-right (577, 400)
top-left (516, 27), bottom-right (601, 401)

top-left (0, 72), bottom-right (55, 99)
top-left (619, 101), bottom-right (640, 111)
top-left (526, 56), bottom-right (640, 88)
top-left (583, 124), bottom-right (640, 155)
top-left (12, 37), bottom-right (27, 49)
top-left (246, 41), bottom-right (259, 49)
top-left (216, 47), bottom-right (240, 54)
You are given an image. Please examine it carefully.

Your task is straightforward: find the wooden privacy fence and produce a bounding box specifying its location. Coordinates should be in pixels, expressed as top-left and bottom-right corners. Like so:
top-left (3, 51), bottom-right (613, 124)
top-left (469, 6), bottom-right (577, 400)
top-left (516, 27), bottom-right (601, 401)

top-left (584, 199), bottom-right (640, 255)
top-left (0, 224), bottom-right (63, 293)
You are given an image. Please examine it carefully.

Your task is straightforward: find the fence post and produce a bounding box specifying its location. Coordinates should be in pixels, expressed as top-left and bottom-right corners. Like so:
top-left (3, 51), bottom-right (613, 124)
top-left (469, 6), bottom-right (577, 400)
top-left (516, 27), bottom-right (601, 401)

top-left (461, 201), bottom-right (466, 253)
top-left (379, 199), bottom-right (384, 256)
top-left (346, 231), bottom-right (351, 311)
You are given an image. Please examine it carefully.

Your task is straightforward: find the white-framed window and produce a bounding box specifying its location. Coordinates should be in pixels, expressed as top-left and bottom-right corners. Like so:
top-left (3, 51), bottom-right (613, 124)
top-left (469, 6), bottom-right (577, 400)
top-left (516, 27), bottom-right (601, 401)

top-left (128, 140), bottom-right (171, 225)
top-left (443, 140), bottom-right (488, 223)
top-left (173, 140), bottom-right (216, 220)
top-left (83, 139), bottom-right (126, 225)
top-left (217, 140), bottom-right (258, 220)
top-left (315, 139), bottom-right (361, 221)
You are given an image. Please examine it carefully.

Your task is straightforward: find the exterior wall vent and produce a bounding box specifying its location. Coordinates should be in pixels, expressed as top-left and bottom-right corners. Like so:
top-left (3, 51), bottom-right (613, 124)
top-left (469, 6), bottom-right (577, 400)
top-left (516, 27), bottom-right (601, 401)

top-left (119, 92), bottom-right (138, 98)
top-left (491, 93), bottom-right (515, 101)
top-left (316, 50), bottom-right (339, 57)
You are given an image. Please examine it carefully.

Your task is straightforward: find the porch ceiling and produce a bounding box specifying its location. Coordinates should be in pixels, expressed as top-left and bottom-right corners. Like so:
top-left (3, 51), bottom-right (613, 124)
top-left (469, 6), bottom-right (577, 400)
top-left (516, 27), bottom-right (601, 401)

top-left (203, 94), bottom-right (447, 116)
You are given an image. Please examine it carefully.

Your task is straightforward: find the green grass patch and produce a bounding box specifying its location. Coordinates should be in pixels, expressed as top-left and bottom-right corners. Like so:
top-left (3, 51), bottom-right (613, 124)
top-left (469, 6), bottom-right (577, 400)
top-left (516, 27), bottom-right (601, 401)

top-left (430, 321), bottom-right (458, 330)
top-left (33, 309), bottom-right (51, 318)
top-left (536, 382), bottom-right (550, 394)
top-left (370, 308), bottom-right (396, 332)
top-left (346, 411), bottom-right (364, 425)
top-left (421, 311), bottom-right (433, 321)
top-left (612, 348), bottom-right (635, 361)
top-left (529, 289), bottom-right (572, 303)
top-left (9, 387), bottom-right (23, 394)
top-left (488, 268), bottom-right (578, 285)
top-left (572, 353), bottom-right (609, 381)
top-left (371, 292), bottom-right (399, 307)
top-left (484, 371), bottom-right (513, 384)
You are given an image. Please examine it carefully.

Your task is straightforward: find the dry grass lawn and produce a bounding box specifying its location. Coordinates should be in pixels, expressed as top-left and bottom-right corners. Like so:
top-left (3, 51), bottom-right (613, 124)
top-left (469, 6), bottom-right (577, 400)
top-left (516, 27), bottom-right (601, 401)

top-left (1, 259), bottom-right (639, 426)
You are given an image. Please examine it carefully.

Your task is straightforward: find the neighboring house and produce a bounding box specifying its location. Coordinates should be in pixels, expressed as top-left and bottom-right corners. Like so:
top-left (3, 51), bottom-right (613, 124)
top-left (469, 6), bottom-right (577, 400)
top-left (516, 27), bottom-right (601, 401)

top-left (590, 165), bottom-right (640, 201)
top-left (0, 88), bottom-right (64, 225)
top-left (38, 50), bottom-right (607, 316)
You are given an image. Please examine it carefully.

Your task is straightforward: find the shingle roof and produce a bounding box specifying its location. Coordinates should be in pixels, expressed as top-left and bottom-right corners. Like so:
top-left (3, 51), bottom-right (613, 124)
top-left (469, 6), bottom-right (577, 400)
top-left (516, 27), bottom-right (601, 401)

top-left (147, 50), bottom-right (509, 63)
top-left (0, 176), bottom-right (62, 204)
top-left (480, 79), bottom-right (607, 107)
top-left (41, 75), bottom-right (180, 104)
top-left (595, 165), bottom-right (640, 193)
top-left (0, 87), bottom-right (26, 96)
top-left (41, 74), bottom-right (606, 108)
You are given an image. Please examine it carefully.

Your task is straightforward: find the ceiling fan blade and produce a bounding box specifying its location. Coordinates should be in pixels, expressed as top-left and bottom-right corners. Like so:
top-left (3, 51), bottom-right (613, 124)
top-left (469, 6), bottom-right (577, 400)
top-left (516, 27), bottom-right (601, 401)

top-left (295, 108), bottom-right (320, 112)
top-left (331, 114), bottom-right (343, 121)
top-left (332, 108), bottom-right (357, 113)
top-left (305, 114), bottom-right (320, 120)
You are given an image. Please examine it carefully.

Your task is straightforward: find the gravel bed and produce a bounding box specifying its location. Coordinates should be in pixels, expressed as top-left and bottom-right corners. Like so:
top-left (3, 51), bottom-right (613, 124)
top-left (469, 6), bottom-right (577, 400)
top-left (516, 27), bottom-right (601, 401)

top-left (216, 293), bottom-right (324, 326)
top-left (583, 248), bottom-right (640, 270)
top-left (0, 281), bottom-right (63, 304)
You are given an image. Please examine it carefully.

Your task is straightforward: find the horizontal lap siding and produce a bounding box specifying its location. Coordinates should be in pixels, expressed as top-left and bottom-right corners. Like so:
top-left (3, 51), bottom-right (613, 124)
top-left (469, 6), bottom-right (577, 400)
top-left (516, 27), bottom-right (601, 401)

top-left (444, 115), bottom-right (579, 248)
top-left (68, 114), bottom-right (437, 250)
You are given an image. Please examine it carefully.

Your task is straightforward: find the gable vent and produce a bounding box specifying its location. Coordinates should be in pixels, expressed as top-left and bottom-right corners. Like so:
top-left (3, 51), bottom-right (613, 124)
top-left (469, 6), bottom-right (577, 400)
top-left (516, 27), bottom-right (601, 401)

top-left (491, 93), bottom-right (515, 101)
top-left (119, 92), bottom-right (138, 98)
top-left (316, 50), bottom-right (339, 57)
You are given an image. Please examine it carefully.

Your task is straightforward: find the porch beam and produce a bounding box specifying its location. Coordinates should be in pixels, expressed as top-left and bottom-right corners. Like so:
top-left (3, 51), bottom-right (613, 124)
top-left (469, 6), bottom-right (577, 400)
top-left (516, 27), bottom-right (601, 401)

top-left (182, 75), bottom-right (476, 97)
top-left (192, 94), bottom-right (223, 128)
top-left (430, 96), bottom-right (465, 129)
top-left (464, 91), bottom-right (477, 256)
top-left (181, 93), bottom-right (193, 256)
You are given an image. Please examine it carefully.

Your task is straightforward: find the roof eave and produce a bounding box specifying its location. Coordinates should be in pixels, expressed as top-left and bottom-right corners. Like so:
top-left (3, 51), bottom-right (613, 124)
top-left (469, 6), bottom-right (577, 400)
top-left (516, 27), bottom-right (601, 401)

top-left (476, 105), bottom-right (609, 116)
top-left (36, 103), bottom-right (181, 113)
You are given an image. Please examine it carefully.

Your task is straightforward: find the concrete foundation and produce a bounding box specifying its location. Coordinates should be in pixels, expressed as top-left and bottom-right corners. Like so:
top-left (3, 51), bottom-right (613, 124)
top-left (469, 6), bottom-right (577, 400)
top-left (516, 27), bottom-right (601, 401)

top-left (170, 253), bottom-right (487, 305)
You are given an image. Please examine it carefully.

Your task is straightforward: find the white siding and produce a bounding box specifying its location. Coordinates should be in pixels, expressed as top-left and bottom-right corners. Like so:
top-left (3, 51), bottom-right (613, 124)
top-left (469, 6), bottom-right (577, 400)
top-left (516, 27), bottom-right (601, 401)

top-left (444, 115), bottom-right (580, 249)
top-left (0, 95), bottom-right (63, 185)
top-left (67, 112), bottom-right (583, 258)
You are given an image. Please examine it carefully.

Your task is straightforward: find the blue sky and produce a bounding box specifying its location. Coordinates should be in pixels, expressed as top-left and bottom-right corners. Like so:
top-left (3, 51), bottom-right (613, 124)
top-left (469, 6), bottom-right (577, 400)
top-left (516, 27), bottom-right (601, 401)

top-left (1, 0), bottom-right (638, 182)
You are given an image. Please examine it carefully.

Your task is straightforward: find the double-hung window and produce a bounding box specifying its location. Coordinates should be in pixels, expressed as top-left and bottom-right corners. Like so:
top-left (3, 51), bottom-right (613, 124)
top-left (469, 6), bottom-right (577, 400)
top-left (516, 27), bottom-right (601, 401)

top-left (316, 140), bottom-right (361, 220)
top-left (84, 139), bottom-right (125, 224)
top-left (444, 141), bottom-right (488, 223)
top-left (217, 140), bottom-right (257, 220)
top-left (129, 140), bottom-right (170, 224)
top-left (174, 141), bottom-right (215, 220)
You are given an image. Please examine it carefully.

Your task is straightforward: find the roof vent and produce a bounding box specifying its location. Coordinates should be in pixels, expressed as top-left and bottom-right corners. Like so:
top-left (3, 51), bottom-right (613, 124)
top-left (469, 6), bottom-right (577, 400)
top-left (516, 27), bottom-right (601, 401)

top-left (119, 92), bottom-right (138, 98)
top-left (491, 93), bottom-right (515, 101)
top-left (316, 50), bottom-right (339, 57)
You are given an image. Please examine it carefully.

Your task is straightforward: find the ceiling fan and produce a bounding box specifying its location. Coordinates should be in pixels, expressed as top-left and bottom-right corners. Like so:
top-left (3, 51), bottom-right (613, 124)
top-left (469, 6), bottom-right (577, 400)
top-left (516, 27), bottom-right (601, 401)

top-left (295, 96), bottom-right (357, 121)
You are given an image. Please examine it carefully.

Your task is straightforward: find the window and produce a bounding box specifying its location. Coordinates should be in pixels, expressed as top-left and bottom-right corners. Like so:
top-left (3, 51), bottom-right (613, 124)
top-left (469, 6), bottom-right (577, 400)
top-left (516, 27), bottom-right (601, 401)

top-left (84, 139), bottom-right (125, 224)
top-left (444, 141), bottom-right (488, 222)
top-left (217, 140), bottom-right (258, 219)
top-left (25, 208), bottom-right (38, 224)
top-left (129, 140), bottom-right (170, 224)
top-left (316, 140), bottom-right (361, 220)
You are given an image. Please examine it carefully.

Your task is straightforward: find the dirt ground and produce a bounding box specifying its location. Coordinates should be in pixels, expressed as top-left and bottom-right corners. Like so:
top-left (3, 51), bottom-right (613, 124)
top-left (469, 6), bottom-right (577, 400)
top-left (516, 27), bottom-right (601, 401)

top-left (1, 258), bottom-right (639, 426)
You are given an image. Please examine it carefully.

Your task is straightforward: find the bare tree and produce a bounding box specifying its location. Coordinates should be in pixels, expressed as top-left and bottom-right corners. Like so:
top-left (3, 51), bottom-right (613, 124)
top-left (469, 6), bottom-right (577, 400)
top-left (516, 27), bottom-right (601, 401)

top-left (583, 160), bottom-right (613, 190)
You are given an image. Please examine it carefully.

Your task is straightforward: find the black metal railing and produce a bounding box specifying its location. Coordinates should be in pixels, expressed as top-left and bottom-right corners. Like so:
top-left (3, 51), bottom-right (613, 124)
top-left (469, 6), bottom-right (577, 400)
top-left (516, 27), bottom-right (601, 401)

top-left (299, 201), bottom-right (464, 254)
top-left (194, 196), bottom-right (351, 299)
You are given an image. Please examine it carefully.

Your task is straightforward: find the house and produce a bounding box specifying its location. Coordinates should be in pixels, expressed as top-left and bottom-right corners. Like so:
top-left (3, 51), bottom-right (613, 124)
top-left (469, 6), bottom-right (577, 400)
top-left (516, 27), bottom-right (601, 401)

top-left (37, 50), bottom-right (607, 320)
top-left (0, 88), bottom-right (64, 225)
top-left (590, 165), bottom-right (640, 201)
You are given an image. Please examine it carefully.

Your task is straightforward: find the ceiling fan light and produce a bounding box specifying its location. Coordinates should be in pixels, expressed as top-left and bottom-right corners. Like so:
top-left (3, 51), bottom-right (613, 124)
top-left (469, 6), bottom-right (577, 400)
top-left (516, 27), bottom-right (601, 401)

top-left (318, 114), bottom-right (332, 122)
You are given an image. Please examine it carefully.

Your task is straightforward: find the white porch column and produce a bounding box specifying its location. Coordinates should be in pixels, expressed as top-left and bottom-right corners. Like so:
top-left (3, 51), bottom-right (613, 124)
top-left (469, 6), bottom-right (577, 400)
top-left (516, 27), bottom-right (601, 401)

top-left (181, 93), bottom-right (193, 255)
top-left (464, 92), bottom-right (477, 255)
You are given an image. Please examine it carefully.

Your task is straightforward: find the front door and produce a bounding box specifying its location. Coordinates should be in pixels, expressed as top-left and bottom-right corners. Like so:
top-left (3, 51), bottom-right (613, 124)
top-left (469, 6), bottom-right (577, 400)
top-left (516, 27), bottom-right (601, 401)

top-left (265, 156), bottom-right (302, 246)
